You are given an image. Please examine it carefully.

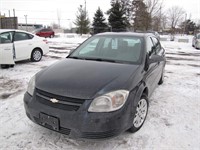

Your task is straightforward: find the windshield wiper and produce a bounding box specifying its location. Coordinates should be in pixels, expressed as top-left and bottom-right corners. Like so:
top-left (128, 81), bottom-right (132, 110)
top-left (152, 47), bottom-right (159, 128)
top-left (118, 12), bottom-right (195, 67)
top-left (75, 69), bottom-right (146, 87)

top-left (68, 56), bottom-right (85, 60)
top-left (84, 57), bottom-right (116, 63)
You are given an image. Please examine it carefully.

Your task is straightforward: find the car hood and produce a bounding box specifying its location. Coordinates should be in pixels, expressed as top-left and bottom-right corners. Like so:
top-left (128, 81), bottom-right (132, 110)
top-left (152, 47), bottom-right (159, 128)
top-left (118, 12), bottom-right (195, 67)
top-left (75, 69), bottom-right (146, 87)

top-left (36, 59), bottom-right (139, 99)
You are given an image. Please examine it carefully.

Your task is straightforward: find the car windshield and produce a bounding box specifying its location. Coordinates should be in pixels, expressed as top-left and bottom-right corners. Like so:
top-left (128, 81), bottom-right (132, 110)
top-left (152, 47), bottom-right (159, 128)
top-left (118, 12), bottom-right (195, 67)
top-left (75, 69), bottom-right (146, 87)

top-left (69, 35), bottom-right (144, 64)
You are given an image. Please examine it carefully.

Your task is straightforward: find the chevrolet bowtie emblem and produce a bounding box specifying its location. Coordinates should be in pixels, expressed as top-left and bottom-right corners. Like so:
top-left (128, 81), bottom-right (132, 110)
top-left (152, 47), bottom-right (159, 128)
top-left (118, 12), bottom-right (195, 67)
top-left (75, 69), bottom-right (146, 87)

top-left (50, 98), bottom-right (59, 103)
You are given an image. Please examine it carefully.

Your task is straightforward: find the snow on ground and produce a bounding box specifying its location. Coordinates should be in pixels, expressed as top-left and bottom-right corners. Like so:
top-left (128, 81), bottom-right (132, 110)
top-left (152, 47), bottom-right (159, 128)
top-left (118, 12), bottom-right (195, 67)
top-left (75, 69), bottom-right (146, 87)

top-left (0, 35), bottom-right (200, 150)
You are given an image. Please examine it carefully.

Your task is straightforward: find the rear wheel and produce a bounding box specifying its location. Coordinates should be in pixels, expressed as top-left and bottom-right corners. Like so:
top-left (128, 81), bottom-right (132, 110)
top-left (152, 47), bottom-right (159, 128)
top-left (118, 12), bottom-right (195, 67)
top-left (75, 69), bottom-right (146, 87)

top-left (129, 95), bottom-right (149, 133)
top-left (1, 65), bottom-right (10, 69)
top-left (195, 44), bottom-right (199, 49)
top-left (31, 49), bottom-right (42, 62)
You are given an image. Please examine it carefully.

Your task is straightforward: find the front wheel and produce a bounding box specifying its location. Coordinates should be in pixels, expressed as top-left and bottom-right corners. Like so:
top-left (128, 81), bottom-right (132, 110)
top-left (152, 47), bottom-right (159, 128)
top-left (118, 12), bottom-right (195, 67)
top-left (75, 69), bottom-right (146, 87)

top-left (129, 95), bottom-right (149, 133)
top-left (31, 49), bottom-right (42, 62)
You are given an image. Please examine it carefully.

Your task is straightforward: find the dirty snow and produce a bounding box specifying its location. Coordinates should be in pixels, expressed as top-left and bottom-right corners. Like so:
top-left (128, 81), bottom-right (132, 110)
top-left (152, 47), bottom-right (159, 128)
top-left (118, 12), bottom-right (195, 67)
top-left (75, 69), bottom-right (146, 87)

top-left (0, 35), bottom-right (200, 150)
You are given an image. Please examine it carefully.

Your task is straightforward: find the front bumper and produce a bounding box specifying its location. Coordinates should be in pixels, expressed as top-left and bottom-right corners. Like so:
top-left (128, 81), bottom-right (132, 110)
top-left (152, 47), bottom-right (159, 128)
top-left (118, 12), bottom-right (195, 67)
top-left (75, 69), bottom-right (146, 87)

top-left (24, 90), bottom-right (135, 139)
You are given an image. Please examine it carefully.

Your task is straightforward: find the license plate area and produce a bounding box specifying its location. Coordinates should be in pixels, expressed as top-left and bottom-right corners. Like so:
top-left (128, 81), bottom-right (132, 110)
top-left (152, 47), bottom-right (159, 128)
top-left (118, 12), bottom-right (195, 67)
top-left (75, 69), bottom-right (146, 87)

top-left (39, 113), bottom-right (59, 131)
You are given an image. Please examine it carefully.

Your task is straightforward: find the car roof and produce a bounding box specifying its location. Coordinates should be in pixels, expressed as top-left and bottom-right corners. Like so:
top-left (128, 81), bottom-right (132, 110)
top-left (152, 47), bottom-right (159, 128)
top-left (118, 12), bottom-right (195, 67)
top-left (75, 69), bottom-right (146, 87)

top-left (0, 29), bottom-right (33, 34)
top-left (95, 32), bottom-right (154, 38)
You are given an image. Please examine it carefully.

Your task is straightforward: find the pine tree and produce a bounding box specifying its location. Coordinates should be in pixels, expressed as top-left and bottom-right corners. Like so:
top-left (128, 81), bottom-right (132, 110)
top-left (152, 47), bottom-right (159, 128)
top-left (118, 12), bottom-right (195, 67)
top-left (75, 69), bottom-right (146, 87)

top-left (92, 7), bottom-right (108, 34)
top-left (107, 0), bottom-right (128, 32)
top-left (132, 0), bottom-right (151, 31)
top-left (119, 0), bottom-right (132, 27)
top-left (74, 5), bottom-right (90, 35)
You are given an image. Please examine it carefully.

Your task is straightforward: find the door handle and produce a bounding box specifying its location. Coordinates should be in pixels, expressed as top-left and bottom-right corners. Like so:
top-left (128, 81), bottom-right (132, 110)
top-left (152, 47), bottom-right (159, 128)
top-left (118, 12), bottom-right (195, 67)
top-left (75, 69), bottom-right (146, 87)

top-left (4, 48), bottom-right (11, 50)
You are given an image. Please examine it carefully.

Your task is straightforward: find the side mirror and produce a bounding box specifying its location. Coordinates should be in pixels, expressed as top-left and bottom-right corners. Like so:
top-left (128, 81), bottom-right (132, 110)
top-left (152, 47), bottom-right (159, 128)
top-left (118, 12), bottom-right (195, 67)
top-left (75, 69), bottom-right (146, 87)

top-left (151, 45), bottom-right (156, 52)
top-left (149, 55), bottom-right (164, 64)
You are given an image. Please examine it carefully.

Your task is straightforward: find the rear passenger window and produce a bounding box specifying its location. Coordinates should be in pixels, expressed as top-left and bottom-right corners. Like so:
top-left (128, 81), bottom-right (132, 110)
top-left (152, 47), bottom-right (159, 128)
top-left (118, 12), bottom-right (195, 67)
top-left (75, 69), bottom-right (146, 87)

top-left (14, 32), bottom-right (32, 41)
top-left (151, 37), bottom-right (161, 54)
top-left (146, 37), bottom-right (155, 55)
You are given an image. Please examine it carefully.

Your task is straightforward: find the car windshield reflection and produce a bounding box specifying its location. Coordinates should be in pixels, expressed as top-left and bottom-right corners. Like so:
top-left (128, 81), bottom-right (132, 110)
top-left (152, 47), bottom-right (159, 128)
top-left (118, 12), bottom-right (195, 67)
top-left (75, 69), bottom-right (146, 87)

top-left (69, 35), bottom-right (144, 64)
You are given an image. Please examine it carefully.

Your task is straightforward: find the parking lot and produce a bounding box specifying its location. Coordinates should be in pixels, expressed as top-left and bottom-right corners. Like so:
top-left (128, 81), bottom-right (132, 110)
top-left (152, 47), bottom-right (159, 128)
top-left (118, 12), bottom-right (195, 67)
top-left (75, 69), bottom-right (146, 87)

top-left (0, 35), bottom-right (200, 150)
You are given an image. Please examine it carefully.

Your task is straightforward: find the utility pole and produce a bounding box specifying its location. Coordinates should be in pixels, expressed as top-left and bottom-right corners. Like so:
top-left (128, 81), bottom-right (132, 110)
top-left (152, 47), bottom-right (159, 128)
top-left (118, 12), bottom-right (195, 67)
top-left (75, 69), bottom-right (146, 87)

top-left (85, 0), bottom-right (86, 14)
top-left (184, 13), bottom-right (187, 35)
top-left (24, 15), bottom-right (28, 31)
top-left (13, 9), bottom-right (15, 17)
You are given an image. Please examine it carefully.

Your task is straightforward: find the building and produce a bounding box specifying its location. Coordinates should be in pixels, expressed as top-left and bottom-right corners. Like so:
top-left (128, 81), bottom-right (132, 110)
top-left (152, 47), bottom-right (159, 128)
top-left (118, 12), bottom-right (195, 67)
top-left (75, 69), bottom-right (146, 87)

top-left (0, 17), bottom-right (18, 29)
top-left (18, 23), bottom-right (43, 32)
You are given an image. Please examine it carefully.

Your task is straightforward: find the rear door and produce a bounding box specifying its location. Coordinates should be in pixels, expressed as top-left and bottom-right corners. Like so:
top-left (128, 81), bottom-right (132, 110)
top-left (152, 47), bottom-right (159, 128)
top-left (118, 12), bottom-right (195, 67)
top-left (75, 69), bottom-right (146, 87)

top-left (151, 36), bottom-right (165, 82)
top-left (0, 32), bottom-right (15, 65)
top-left (144, 36), bottom-right (160, 95)
top-left (13, 31), bottom-right (34, 61)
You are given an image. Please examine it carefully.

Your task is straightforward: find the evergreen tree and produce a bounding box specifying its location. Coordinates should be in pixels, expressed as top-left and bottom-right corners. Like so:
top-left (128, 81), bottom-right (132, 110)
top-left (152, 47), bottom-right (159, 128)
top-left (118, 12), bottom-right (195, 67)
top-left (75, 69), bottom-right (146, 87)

top-left (180, 19), bottom-right (196, 34)
top-left (92, 7), bottom-right (108, 34)
top-left (107, 0), bottom-right (128, 32)
top-left (119, 0), bottom-right (132, 27)
top-left (74, 5), bottom-right (90, 35)
top-left (132, 0), bottom-right (151, 31)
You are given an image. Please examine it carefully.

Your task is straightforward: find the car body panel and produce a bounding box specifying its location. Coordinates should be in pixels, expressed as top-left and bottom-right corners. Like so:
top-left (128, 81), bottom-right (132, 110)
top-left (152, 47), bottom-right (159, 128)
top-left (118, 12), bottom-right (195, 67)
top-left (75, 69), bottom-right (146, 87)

top-left (24, 32), bottom-right (166, 139)
top-left (0, 42), bottom-right (15, 65)
top-left (0, 29), bottom-right (49, 65)
top-left (36, 59), bottom-right (139, 99)
top-left (192, 33), bottom-right (200, 49)
top-left (34, 28), bottom-right (55, 38)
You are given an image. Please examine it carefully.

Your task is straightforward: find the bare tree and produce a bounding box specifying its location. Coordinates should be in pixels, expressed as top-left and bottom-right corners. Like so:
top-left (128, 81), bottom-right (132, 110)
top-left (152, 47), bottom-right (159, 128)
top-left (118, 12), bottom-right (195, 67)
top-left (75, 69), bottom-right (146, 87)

top-left (51, 22), bottom-right (59, 29)
top-left (145, 0), bottom-right (163, 18)
top-left (57, 9), bottom-right (61, 28)
top-left (167, 6), bottom-right (185, 31)
top-left (144, 0), bottom-right (164, 31)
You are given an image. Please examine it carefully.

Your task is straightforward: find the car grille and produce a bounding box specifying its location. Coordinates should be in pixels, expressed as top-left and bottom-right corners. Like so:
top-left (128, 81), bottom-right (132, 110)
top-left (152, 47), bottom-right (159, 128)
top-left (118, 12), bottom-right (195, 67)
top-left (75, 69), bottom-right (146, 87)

top-left (36, 88), bottom-right (85, 111)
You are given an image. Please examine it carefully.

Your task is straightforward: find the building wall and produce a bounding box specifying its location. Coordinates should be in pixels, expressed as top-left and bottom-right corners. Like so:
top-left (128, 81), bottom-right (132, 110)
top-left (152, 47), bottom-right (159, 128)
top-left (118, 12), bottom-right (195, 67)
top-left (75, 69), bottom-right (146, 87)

top-left (0, 17), bottom-right (18, 29)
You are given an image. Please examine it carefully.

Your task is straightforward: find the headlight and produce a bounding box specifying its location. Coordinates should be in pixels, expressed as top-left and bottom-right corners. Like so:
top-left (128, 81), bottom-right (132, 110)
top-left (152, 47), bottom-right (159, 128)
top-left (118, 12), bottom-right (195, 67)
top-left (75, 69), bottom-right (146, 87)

top-left (27, 75), bottom-right (35, 96)
top-left (88, 90), bottom-right (129, 112)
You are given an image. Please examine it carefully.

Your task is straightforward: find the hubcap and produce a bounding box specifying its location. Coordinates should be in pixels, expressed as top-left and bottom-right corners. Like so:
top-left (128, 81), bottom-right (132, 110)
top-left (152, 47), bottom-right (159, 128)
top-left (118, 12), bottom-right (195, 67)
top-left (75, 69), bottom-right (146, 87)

top-left (133, 99), bottom-right (148, 128)
top-left (33, 50), bottom-right (41, 61)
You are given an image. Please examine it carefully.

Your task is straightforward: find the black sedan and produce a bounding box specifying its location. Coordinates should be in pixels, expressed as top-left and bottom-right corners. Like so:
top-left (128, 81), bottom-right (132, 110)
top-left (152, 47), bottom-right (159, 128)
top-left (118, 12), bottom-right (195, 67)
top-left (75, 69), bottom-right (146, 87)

top-left (24, 32), bottom-right (166, 139)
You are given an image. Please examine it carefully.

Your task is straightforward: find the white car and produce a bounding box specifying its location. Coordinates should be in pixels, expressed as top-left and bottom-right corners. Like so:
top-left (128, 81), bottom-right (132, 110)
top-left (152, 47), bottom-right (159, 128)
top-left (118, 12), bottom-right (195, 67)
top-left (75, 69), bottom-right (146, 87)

top-left (192, 33), bottom-right (200, 49)
top-left (0, 29), bottom-right (49, 68)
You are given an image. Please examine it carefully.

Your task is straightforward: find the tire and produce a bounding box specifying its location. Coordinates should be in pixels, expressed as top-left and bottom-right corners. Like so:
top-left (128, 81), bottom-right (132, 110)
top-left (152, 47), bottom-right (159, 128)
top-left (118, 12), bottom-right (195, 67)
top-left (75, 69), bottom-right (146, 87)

top-left (158, 70), bottom-right (164, 85)
top-left (195, 44), bottom-right (199, 50)
top-left (10, 65), bottom-right (14, 68)
top-left (1, 65), bottom-right (10, 69)
top-left (31, 49), bottom-right (42, 62)
top-left (129, 95), bottom-right (149, 133)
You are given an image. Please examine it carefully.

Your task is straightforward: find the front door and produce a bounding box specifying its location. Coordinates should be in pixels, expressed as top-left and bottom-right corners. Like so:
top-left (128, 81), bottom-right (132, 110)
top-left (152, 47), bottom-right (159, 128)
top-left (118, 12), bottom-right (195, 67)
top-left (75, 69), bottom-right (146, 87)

top-left (13, 31), bottom-right (33, 61)
top-left (0, 32), bottom-right (15, 65)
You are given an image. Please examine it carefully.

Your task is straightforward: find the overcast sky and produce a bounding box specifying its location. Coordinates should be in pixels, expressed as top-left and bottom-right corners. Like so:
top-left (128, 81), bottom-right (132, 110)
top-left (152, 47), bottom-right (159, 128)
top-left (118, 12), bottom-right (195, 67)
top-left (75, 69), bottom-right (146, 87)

top-left (0, 0), bottom-right (199, 28)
